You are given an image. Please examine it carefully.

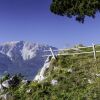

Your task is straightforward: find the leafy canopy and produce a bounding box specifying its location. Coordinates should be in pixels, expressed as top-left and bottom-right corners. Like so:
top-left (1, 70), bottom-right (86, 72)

top-left (50, 0), bottom-right (100, 23)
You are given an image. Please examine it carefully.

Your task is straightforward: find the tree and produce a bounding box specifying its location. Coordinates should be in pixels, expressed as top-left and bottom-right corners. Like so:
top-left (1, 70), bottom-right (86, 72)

top-left (50, 0), bottom-right (100, 23)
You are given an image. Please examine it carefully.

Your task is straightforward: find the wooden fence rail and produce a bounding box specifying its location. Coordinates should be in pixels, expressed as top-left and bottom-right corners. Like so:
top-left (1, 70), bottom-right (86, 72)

top-left (44, 43), bottom-right (100, 60)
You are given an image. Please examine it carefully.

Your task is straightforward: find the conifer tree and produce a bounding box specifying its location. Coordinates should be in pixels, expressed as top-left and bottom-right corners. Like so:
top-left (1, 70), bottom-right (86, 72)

top-left (50, 0), bottom-right (100, 23)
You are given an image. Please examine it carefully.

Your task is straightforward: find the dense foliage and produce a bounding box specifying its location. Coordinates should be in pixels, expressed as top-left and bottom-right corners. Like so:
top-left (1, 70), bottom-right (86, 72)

top-left (50, 0), bottom-right (100, 23)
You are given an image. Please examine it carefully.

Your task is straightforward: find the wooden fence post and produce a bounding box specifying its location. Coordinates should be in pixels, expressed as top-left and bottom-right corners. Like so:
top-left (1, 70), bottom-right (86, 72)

top-left (92, 43), bottom-right (96, 60)
top-left (50, 47), bottom-right (56, 59)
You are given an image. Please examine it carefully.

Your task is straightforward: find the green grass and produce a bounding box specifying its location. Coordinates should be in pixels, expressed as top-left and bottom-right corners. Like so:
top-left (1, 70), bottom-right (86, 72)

top-left (0, 46), bottom-right (100, 100)
top-left (44, 54), bottom-right (100, 100)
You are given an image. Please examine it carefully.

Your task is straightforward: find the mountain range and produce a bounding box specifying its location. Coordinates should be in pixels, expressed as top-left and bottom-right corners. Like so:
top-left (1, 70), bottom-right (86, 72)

top-left (0, 41), bottom-right (56, 80)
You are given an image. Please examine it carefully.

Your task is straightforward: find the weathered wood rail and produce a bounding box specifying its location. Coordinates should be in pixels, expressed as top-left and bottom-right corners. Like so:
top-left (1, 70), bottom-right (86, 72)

top-left (44, 43), bottom-right (100, 60)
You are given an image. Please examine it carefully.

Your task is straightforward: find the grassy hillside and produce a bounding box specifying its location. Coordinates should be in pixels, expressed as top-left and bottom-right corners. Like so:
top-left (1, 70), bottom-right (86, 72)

top-left (44, 55), bottom-right (100, 100)
top-left (0, 45), bottom-right (100, 100)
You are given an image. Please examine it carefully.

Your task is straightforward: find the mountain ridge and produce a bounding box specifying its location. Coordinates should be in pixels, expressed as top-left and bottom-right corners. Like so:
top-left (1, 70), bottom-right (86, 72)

top-left (0, 41), bottom-right (57, 80)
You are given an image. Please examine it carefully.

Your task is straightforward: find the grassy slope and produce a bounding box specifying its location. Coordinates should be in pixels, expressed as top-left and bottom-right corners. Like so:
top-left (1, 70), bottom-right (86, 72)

top-left (44, 55), bottom-right (100, 100)
top-left (1, 45), bottom-right (100, 100)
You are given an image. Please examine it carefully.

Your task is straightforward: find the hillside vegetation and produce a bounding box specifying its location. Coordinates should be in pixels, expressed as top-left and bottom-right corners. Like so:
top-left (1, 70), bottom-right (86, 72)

top-left (0, 45), bottom-right (100, 100)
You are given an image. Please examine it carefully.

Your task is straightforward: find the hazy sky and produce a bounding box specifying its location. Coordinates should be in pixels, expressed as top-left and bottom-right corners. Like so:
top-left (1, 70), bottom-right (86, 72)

top-left (0, 0), bottom-right (100, 48)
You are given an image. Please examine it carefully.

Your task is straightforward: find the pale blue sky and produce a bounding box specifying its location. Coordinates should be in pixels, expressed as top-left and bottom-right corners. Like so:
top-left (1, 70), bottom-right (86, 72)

top-left (0, 0), bottom-right (100, 48)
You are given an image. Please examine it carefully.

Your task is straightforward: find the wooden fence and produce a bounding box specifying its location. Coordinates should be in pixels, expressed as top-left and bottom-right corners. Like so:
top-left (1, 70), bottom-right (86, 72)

top-left (44, 43), bottom-right (100, 60)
